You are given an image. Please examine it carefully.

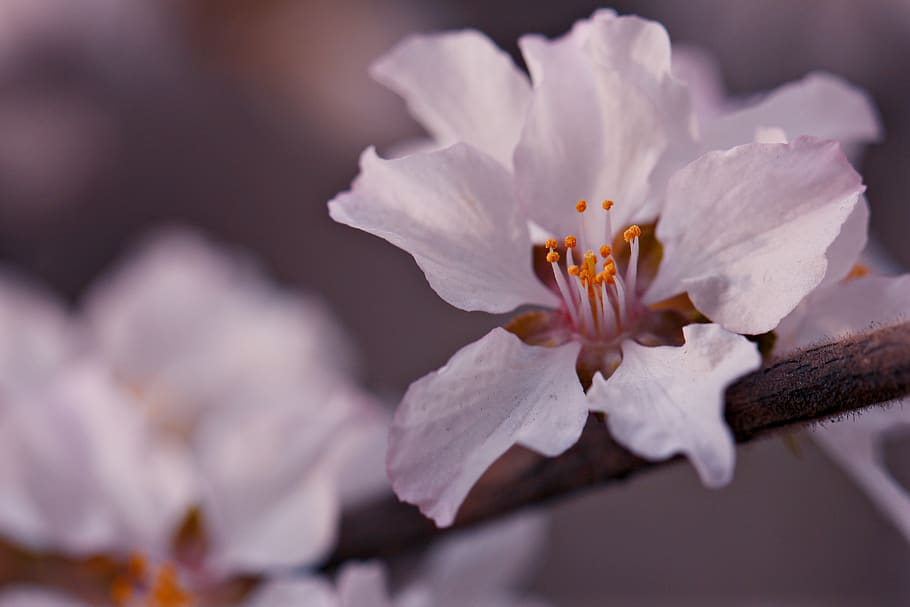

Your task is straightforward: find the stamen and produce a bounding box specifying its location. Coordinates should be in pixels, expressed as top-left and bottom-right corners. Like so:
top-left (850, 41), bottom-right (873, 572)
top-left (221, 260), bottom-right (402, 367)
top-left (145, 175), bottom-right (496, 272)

top-left (575, 199), bottom-right (587, 213)
top-left (599, 244), bottom-right (611, 258)
top-left (547, 248), bottom-right (580, 327)
top-left (568, 265), bottom-right (580, 276)
top-left (602, 199), bottom-right (614, 211)
top-left (623, 225), bottom-right (642, 243)
top-left (544, 238), bottom-right (557, 250)
top-left (564, 235), bottom-right (577, 249)
top-left (624, 225), bottom-right (641, 305)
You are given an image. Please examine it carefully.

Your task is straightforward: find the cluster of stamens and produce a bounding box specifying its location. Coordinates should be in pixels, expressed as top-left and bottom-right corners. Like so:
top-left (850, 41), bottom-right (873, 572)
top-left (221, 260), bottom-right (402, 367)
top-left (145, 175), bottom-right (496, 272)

top-left (544, 199), bottom-right (642, 340)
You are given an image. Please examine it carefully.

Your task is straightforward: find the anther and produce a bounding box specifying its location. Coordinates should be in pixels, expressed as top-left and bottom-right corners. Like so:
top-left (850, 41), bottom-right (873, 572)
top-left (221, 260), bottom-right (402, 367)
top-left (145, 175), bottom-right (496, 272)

top-left (602, 199), bottom-right (614, 211)
top-left (568, 265), bottom-right (580, 276)
top-left (546, 251), bottom-right (560, 263)
top-left (599, 244), bottom-right (611, 258)
top-left (623, 225), bottom-right (642, 243)
top-left (575, 199), bottom-right (587, 213)
top-left (564, 235), bottom-right (577, 249)
top-left (544, 238), bottom-right (557, 250)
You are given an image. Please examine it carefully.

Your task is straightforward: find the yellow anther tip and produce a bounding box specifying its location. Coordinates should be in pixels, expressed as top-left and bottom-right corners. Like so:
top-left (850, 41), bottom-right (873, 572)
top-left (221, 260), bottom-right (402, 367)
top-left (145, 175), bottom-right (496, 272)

top-left (602, 199), bottom-right (614, 211)
top-left (568, 265), bottom-right (580, 276)
top-left (583, 249), bottom-right (595, 259)
top-left (599, 244), bottom-right (611, 258)
top-left (623, 225), bottom-right (642, 242)
top-left (546, 251), bottom-right (560, 263)
top-left (564, 235), bottom-right (577, 249)
top-left (544, 238), bottom-right (557, 250)
top-left (575, 199), bottom-right (588, 213)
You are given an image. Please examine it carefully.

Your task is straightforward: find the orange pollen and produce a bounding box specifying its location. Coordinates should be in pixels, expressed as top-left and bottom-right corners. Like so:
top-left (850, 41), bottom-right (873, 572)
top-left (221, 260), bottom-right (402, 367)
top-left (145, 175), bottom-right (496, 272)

top-left (845, 264), bottom-right (870, 282)
top-left (149, 563), bottom-right (192, 607)
top-left (623, 225), bottom-right (642, 242)
top-left (544, 238), bottom-right (557, 250)
top-left (111, 578), bottom-right (133, 607)
top-left (599, 244), bottom-right (611, 258)
top-left (602, 199), bottom-right (614, 211)
top-left (568, 265), bottom-right (580, 276)
top-left (564, 235), bottom-right (577, 249)
top-left (575, 199), bottom-right (587, 213)
top-left (546, 251), bottom-right (560, 263)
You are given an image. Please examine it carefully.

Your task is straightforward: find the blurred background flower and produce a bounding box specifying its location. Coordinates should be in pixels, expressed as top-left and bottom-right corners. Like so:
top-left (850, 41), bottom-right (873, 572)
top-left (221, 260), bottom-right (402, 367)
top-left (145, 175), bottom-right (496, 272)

top-left (1, 1), bottom-right (909, 605)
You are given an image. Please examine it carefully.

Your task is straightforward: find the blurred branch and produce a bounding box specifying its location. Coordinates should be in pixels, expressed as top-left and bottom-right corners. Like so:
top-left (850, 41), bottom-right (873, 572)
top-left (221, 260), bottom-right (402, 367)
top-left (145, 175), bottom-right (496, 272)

top-left (327, 322), bottom-right (910, 567)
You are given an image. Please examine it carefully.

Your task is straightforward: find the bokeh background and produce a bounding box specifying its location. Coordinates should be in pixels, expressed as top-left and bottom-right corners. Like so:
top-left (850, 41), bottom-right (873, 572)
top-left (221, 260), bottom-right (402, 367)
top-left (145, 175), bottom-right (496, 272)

top-left (1, 1), bottom-right (908, 604)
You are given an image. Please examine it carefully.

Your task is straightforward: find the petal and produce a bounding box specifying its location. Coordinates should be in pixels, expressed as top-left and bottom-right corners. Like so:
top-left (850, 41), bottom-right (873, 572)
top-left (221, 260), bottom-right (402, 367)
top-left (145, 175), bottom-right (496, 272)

top-left (700, 73), bottom-right (882, 153)
top-left (371, 31), bottom-right (531, 169)
top-left (811, 404), bottom-right (910, 543)
top-left (818, 194), bottom-right (870, 289)
top-left (777, 274), bottom-right (910, 351)
top-left (588, 324), bottom-right (761, 487)
top-left (671, 44), bottom-right (727, 119)
top-left (0, 364), bottom-right (195, 556)
top-left (515, 14), bottom-right (693, 242)
top-left (337, 562), bottom-right (393, 607)
top-left (243, 577), bottom-right (339, 607)
top-left (329, 145), bottom-right (557, 313)
top-left (645, 137), bottom-right (865, 334)
top-left (0, 272), bottom-right (75, 395)
top-left (197, 388), bottom-right (360, 573)
top-left (387, 328), bottom-right (587, 527)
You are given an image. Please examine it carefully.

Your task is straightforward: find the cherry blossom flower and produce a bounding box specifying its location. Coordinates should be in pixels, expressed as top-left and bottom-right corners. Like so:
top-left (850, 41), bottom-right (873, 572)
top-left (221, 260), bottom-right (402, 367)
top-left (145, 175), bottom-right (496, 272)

top-left (0, 229), bottom-right (385, 602)
top-left (330, 10), bottom-right (870, 526)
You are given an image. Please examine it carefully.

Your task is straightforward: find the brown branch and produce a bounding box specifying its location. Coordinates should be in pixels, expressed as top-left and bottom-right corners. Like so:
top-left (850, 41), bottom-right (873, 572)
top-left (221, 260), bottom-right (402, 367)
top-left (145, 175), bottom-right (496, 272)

top-left (326, 322), bottom-right (910, 567)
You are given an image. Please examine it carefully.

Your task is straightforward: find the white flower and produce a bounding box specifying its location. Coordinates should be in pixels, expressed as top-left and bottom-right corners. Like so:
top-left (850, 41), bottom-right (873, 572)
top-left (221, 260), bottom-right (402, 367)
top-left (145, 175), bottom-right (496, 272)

top-left (329, 11), bottom-right (872, 526)
top-left (0, 229), bottom-right (385, 598)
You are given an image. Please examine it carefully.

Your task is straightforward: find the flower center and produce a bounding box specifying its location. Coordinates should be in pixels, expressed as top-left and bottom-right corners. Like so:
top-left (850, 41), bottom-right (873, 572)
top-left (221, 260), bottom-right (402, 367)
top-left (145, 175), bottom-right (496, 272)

top-left (111, 553), bottom-right (194, 607)
top-left (544, 199), bottom-right (642, 342)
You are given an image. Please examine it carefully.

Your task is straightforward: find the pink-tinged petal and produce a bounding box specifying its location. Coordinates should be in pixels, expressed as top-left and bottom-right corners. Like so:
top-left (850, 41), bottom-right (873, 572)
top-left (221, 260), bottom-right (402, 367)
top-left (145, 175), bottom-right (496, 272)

top-left (646, 137), bottom-right (865, 334)
top-left (388, 328), bottom-right (587, 527)
top-left (329, 145), bottom-right (557, 313)
top-left (196, 387), bottom-right (360, 573)
top-left (0, 272), bottom-right (75, 395)
top-left (244, 577), bottom-right (339, 607)
top-left (84, 228), bottom-right (356, 423)
top-left (337, 563), bottom-right (393, 607)
top-left (671, 45), bottom-right (727, 119)
top-left (700, 73), bottom-right (881, 153)
top-left (515, 15), bottom-right (693, 240)
top-left (819, 194), bottom-right (870, 289)
top-left (371, 31), bottom-right (531, 168)
top-left (0, 364), bottom-right (195, 556)
top-left (811, 404), bottom-right (910, 543)
top-left (588, 324), bottom-right (761, 487)
top-left (777, 274), bottom-right (910, 352)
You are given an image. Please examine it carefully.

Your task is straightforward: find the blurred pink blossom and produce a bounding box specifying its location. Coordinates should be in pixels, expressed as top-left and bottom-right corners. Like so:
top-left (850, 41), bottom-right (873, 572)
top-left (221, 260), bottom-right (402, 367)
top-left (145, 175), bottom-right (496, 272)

top-left (0, 228), bottom-right (386, 600)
